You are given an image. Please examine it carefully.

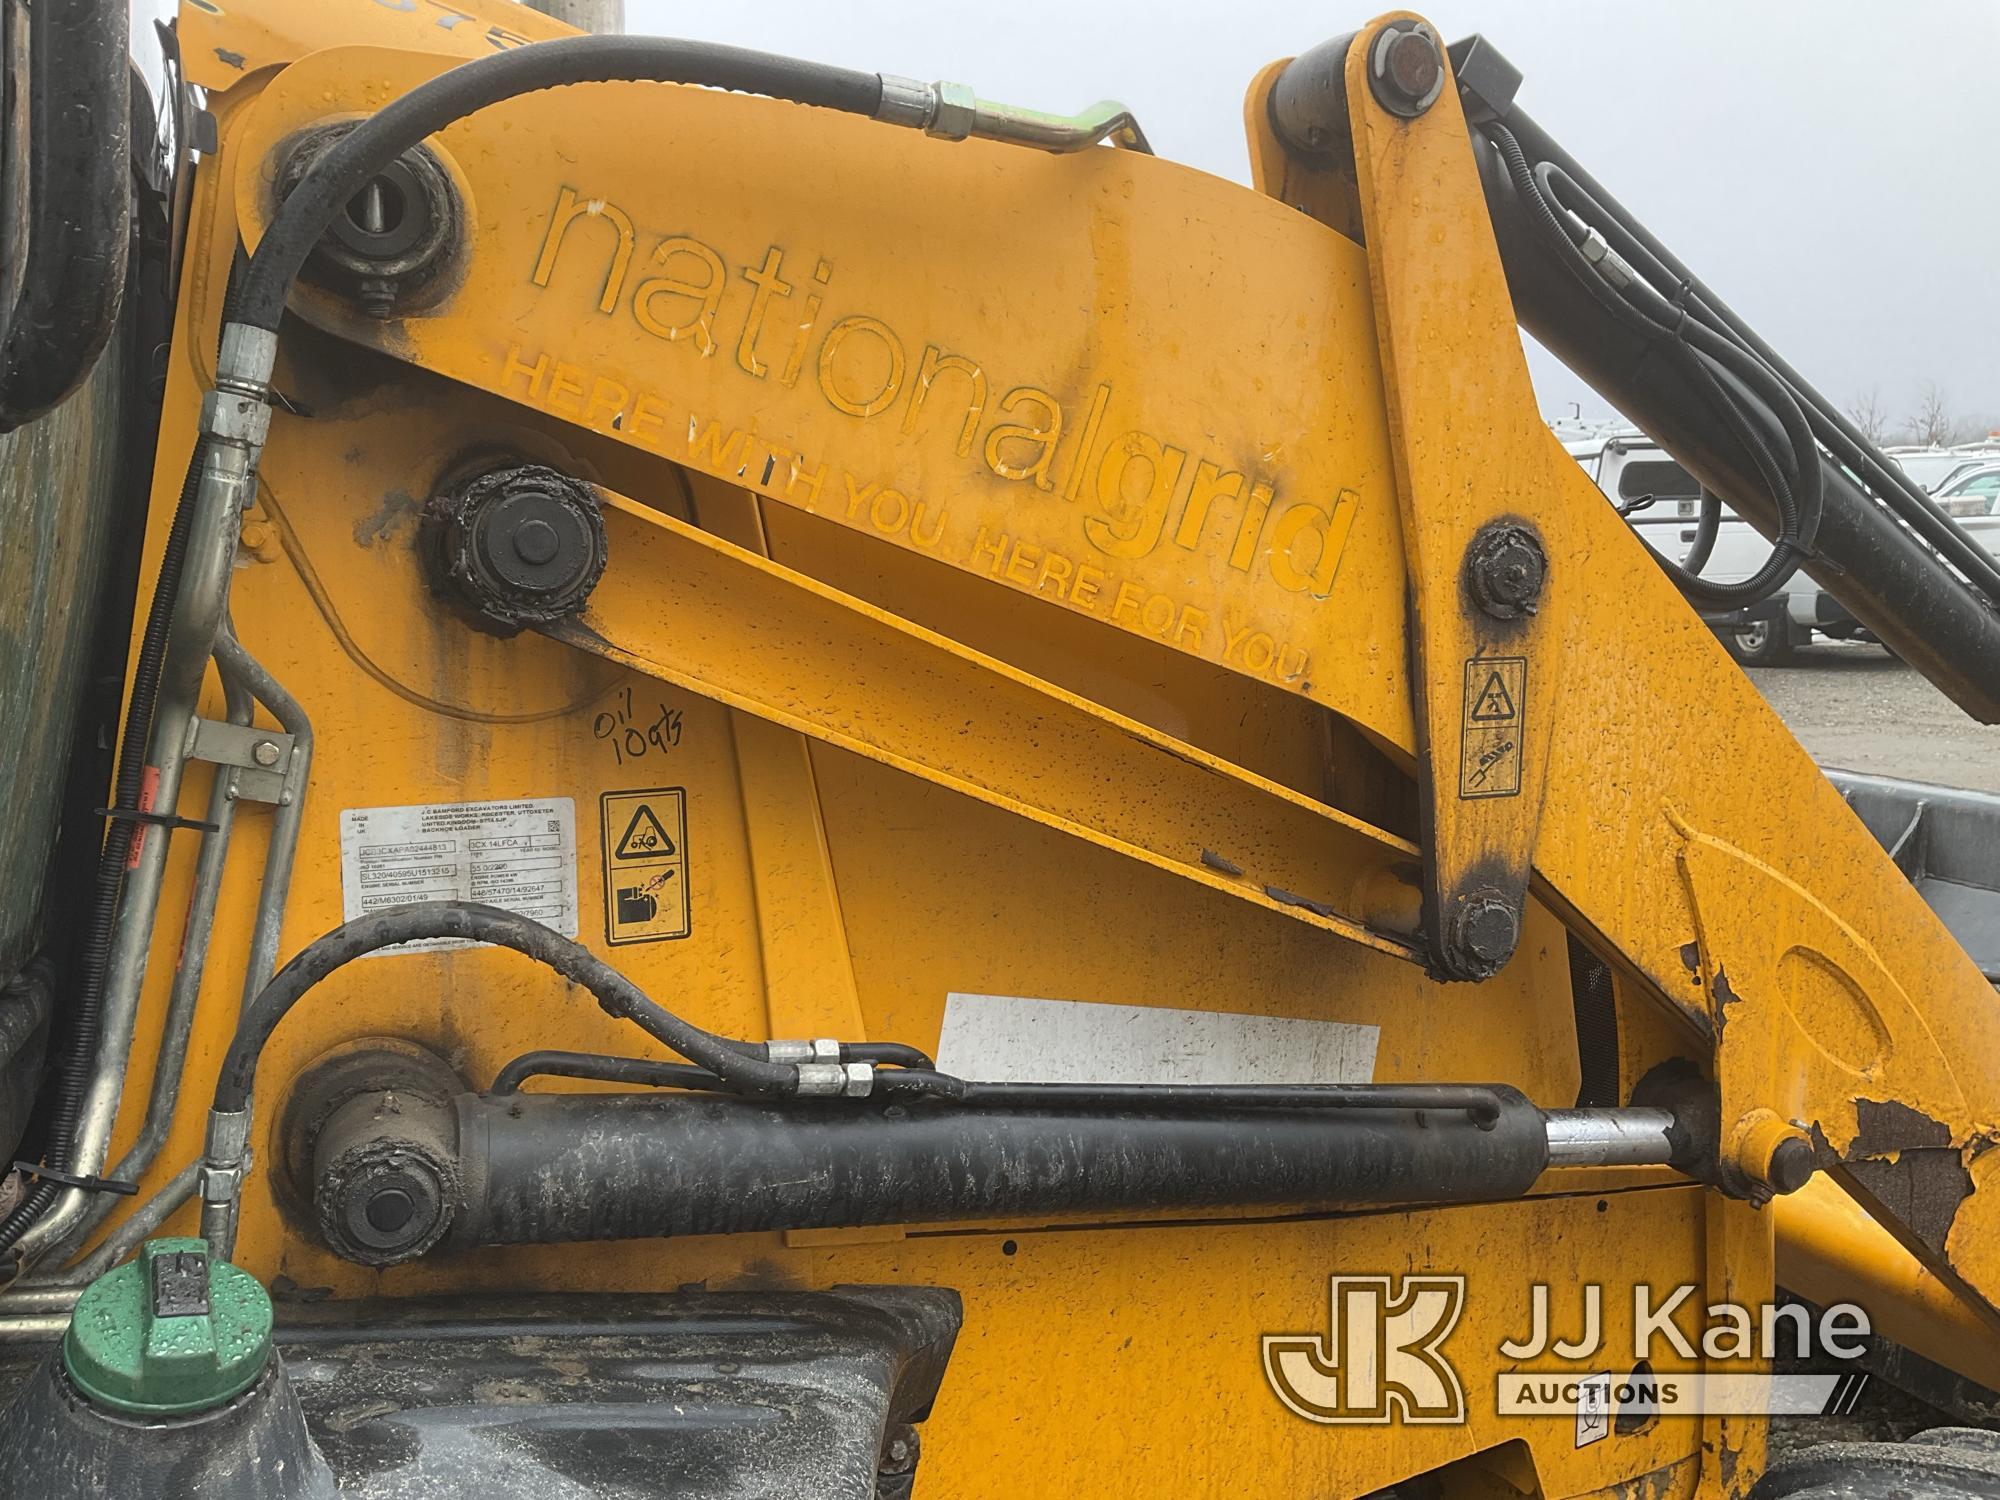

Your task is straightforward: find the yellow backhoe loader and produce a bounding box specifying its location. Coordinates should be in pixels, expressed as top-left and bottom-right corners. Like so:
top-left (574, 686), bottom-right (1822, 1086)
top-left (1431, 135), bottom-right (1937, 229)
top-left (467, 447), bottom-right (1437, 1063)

top-left (1, 2), bottom-right (1998, 1496)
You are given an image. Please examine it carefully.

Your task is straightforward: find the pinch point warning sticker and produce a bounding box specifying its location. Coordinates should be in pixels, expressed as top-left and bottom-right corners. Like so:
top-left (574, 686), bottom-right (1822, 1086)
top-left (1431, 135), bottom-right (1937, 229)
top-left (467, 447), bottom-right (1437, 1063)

top-left (601, 787), bottom-right (690, 944)
top-left (1459, 656), bottom-right (1526, 800)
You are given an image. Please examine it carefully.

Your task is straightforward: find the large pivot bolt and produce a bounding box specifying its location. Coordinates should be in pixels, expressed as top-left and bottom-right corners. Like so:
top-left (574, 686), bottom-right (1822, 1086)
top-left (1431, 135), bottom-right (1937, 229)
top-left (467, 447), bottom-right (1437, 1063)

top-left (312, 1087), bottom-right (458, 1267)
top-left (1727, 1109), bottom-right (1819, 1203)
top-left (1465, 521), bottom-right (1549, 621)
top-left (277, 125), bottom-right (460, 318)
top-left (1447, 888), bottom-right (1521, 980)
top-left (1369, 20), bottom-right (1447, 118)
top-left (424, 464), bottom-right (609, 637)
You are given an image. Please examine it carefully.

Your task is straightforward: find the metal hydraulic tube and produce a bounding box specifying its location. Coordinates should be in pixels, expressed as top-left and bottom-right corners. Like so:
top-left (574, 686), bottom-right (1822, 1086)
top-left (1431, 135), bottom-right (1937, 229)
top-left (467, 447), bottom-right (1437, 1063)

top-left (12, 328), bottom-right (275, 1267)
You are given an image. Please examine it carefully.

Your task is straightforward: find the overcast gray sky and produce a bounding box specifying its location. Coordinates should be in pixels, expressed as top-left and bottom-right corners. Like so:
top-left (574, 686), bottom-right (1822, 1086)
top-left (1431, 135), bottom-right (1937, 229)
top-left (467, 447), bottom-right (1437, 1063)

top-left (143, 0), bottom-right (1998, 436)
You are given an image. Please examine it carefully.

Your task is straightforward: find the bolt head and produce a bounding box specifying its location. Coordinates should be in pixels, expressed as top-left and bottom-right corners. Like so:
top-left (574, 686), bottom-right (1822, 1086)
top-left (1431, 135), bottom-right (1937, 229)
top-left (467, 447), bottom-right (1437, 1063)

top-left (1452, 893), bottom-right (1521, 974)
top-left (512, 516), bottom-right (561, 567)
top-left (1383, 30), bottom-right (1442, 100)
top-left (1370, 24), bottom-right (1446, 116)
top-left (879, 1424), bottom-right (920, 1475)
top-left (1466, 522), bottom-right (1549, 620)
top-left (250, 739), bottom-right (282, 768)
top-left (1766, 1138), bottom-right (1817, 1196)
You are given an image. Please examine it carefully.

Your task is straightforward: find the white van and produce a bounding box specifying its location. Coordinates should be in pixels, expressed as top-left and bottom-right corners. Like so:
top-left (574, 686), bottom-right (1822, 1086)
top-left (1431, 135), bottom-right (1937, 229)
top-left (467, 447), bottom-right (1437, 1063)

top-left (1565, 429), bottom-right (1819, 665)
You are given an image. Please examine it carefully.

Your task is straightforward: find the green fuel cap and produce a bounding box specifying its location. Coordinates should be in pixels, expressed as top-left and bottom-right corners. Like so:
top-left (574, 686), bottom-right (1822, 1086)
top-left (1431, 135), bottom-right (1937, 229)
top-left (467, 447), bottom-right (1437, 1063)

top-left (63, 1237), bottom-right (273, 1416)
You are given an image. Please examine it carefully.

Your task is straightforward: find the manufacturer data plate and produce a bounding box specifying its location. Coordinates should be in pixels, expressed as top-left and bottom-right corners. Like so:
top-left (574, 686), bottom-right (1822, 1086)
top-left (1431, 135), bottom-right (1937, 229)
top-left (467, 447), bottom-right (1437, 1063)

top-left (338, 796), bottom-right (578, 955)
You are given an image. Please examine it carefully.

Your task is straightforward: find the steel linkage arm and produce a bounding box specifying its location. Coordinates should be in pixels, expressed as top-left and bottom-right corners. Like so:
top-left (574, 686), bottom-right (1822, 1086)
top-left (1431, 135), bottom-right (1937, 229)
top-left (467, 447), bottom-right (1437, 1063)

top-left (1251, 10), bottom-right (2000, 1334)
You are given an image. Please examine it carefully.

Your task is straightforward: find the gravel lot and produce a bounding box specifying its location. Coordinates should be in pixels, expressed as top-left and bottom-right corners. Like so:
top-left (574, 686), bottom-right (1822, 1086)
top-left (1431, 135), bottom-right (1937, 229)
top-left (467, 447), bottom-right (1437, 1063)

top-left (1747, 640), bottom-right (2000, 792)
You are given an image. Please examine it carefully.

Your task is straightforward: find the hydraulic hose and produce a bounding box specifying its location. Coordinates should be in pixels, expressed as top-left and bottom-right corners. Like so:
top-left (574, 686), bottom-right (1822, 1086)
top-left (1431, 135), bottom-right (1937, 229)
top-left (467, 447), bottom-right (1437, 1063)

top-left (1489, 123), bottom-right (1819, 609)
top-left (236, 36), bottom-right (884, 333)
top-left (870, 1070), bottom-right (1507, 1124)
top-left (1681, 488), bottom-right (1721, 576)
top-left (485, 1049), bottom-right (1509, 1125)
top-left (215, 902), bottom-right (798, 1114)
top-left (492, 1050), bottom-right (719, 1096)
top-left (492, 1043), bottom-right (941, 1094)
top-left (1530, 158), bottom-right (1831, 563)
top-left (1532, 152), bottom-right (2000, 607)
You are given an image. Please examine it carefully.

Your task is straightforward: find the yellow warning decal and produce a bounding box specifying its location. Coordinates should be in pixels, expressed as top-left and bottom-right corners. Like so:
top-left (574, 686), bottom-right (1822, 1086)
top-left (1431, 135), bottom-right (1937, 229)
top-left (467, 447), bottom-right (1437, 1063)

top-left (1458, 656), bottom-right (1525, 800)
top-left (599, 787), bottom-right (690, 944)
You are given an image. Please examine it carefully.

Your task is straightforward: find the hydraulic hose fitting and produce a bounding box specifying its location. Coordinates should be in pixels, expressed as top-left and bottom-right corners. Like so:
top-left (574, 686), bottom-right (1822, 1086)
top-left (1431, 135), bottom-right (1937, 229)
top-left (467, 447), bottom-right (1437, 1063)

top-left (795, 1062), bottom-right (876, 1098)
top-left (873, 74), bottom-right (1148, 153)
top-left (764, 1038), bottom-right (841, 1064)
top-left (197, 1106), bottom-right (254, 1261)
top-left (205, 325), bottom-right (277, 455)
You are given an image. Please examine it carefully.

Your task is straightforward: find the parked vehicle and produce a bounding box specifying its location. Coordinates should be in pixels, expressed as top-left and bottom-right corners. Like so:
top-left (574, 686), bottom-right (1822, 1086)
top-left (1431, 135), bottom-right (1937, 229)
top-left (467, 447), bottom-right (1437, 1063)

top-left (1936, 461), bottom-right (2000, 518)
top-left (1571, 434), bottom-right (2000, 665)
top-left (1885, 447), bottom-right (1989, 494)
top-left (1567, 429), bottom-right (1811, 663)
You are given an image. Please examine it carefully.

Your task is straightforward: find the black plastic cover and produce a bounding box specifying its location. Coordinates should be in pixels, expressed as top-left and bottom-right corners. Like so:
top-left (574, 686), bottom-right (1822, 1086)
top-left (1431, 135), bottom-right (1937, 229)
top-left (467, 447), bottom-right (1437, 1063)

top-left (0, 1288), bottom-right (961, 1499)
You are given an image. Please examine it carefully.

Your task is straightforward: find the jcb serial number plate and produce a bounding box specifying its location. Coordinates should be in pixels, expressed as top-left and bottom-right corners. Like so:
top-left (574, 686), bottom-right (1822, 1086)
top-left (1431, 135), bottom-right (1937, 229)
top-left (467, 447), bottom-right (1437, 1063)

top-left (600, 787), bottom-right (690, 944)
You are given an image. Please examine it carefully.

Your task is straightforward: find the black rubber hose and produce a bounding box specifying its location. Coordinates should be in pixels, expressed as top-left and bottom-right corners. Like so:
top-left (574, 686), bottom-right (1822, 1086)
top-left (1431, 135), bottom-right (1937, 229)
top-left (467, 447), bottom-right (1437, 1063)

top-left (215, 902), bottom-right (798, 1113)
top-left (1518, 148), bottom-right (1815, 559)
top-left (1653, 325), bottom-right (1818, 607)
top-left (1492, 125), bottom-right (1814, 608)
top-left (487, 1050), bottom-right (1508, 1127)
top-left (237, 36), bottom-right (883, 333)
top-left (1534, 155), bottom-right (2000, 604)
top-left (492, 1050), bottom-right (722, 1095)
top-left (843, 1041), bottom-right (934, 1070)
top-left (1532, 158), bottom-right (1831, 562)
top-left (1680, 488), bottom-right (1721, 576)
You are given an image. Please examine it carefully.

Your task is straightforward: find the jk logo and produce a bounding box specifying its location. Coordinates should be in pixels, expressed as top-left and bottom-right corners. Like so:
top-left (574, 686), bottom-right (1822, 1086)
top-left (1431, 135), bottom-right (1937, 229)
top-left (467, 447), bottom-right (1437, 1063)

top-left (1263, 1276), bottom-right (1468, 1424)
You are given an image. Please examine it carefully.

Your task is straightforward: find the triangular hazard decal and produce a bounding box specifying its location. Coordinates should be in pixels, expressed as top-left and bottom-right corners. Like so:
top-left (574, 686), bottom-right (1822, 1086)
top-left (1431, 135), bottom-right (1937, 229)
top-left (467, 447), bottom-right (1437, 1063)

top-left (614, 804), bottom-right (676, 859)
top-left (1469, 671), bottom-right (1517, 722)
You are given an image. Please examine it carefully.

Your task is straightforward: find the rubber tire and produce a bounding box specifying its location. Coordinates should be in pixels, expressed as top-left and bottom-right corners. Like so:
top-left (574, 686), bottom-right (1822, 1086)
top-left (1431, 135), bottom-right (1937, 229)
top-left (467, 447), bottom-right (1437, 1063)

top-left (1725, 615), bottom-right (1795, 667)
top-left (1755, 1428), bottom-right (2000, 1498)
